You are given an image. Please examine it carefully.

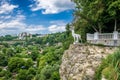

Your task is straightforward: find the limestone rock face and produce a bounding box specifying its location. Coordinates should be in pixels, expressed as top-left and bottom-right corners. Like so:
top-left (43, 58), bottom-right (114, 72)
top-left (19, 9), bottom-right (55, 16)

top-left (59, 44), bottom-right (116, 80)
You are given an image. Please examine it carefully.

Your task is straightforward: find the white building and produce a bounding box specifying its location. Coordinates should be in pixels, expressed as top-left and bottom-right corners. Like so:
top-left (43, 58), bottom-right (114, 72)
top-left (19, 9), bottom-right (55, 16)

top-left (18, 32), bottom-right (32, 40)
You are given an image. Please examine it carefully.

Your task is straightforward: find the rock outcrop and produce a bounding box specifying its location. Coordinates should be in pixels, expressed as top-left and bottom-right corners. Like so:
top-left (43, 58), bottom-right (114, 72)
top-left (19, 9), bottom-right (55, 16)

top-left (59, 44), bottom-right (117, 80)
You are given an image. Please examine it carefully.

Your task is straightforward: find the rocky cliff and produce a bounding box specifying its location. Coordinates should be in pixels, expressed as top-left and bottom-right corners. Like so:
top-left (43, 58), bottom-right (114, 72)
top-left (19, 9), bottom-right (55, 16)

top-left (59, 44), bottom-right (117, 80)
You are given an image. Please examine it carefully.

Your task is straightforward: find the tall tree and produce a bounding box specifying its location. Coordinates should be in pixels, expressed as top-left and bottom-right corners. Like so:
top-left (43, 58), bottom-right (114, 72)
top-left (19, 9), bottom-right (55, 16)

top-left (106, 0), bottom-right (120, 31)
top-left (72, 0), bottom-right (120, 33)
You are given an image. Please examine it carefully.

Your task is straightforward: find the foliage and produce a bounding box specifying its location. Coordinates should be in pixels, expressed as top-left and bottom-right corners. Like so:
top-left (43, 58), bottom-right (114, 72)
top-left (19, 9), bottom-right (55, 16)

top-left (0, 53), bottom-right (8, 66)
top-left (102, 66), bottom-right (115, 79)
top-left (0, 31), bottom-right (72, 80)
top-left (30, 50), bottom-right (39, 61)
top-left (95, 49), bottom-right (120, 80)
top-left (17, 69), bottom-right (28, 80)
top-left (13, 42), bottom-right (23, 46)
top-left (0, 43), bottom-right (9, 48)
top-left (17, 68), bottom-right (36, 80)
top-left (72, 0), bottom-right (120, 41)
top-left (0, 70), bottom-right (12, 79)
top-left (66, 23), bottom-right (71, 36)
top-left (8, 57), bottom-right (33, 72)
top-left (0, 35), bottom-right (17, 41)
top-left (35, 46), bottom-right (64, 80)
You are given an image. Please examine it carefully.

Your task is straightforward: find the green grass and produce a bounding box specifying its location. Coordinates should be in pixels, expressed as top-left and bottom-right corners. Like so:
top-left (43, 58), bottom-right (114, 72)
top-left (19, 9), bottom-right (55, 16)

top-left (95, 49), bottom-right (120, 80)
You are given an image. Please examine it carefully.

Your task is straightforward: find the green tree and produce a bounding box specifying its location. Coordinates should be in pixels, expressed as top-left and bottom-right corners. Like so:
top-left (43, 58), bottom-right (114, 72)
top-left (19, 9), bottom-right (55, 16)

top-left (0, 36), bottom-right (4, 42)
top-left (17, 68), bottom-right (36, 80)
top-left (0, 53), bottom-right (8, 66)
top-left (0, 70), bottom-right (12, 79)
top-left (66, 23), bottom-right (71, 36)
top-left (30, 50), bottom-right (39, 61)
top-left (8, 57), bottom-right (33, 72)
top-left (106, 0), bottom-right (120, 31)
top-left (72, 0), bottom-right (120, 36)
top-left (17, 69), bottom-right (28, 80)
top-left (8, 57), bottom-right (25, 72)
top-left (39, 65), bottom-right (55, 80)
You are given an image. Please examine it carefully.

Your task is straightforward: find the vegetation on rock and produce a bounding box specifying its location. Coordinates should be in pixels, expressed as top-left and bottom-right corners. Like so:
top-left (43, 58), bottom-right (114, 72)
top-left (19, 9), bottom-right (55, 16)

top-left (95, 49), bottom-right (120, 80)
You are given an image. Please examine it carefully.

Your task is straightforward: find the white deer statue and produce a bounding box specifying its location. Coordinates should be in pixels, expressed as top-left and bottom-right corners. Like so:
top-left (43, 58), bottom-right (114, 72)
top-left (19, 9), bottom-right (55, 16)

top-left (71, 27), bottom-right (82, 44)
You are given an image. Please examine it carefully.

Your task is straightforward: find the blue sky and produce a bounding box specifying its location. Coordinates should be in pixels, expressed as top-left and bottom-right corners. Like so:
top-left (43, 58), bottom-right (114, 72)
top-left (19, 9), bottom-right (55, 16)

top-left (0, 0), bottom-right (74, 36)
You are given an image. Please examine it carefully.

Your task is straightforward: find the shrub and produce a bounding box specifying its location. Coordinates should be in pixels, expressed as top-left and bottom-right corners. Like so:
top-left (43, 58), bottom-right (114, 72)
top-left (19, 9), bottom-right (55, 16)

top-left (0, 53), bottom-right (8, 66)
top-left (40, 65), bottom-right (54, 80)
top-left (102, 66), bottom-right (115, 79)
top-left (0, 70), bottom-right (12, 79)
top-left (17, 68), bottom-right (36, 80)
top-left (17, 69), bottom-right (28, 80)
top-left (8, 57), bottom-right (33, 72)
top-left (95, 49), bottom-right (120, 80)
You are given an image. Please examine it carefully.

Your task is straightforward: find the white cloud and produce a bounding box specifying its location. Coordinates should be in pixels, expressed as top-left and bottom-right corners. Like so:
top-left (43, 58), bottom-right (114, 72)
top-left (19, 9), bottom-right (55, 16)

top-left (0, 14), bottom-right (67, 36)
top-left (48, 20), bottom-right (67, 33)
top-left (0, 15), bottom-right (12, 19)
top-left (0, 2), bottom-right (18, 14)
top-left (0, 14), bottom-right (47, 35)
top-left (0, 15), bottom-right (67, 35)
top-left (0, 13), bottom-right (26, 36)
top-left (50, 20), bottom-right (66, 25)
top-left (0, 0), bottom-right (69, 35)
top-left (26, 25), bottom-right (46, 31)
top-left (0, 15), bottom-right (26, 29)
top-left (48, 25), bottom-right (66, 33)
top-left (25, 25), bottom-right (47, 34)
top-left (30, 0), bottom-right (74, 14)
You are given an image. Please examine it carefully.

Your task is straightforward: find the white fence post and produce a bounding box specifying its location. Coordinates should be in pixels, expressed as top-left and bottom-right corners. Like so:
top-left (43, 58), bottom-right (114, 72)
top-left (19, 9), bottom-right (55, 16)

top-left (113, 31), bottom-right (118, 40)
top-left (94, 32), bottom-right (99, 40)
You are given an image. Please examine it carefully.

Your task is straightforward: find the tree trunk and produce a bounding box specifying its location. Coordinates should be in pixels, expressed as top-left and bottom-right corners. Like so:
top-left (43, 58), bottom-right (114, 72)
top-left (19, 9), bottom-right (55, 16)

top-left (114, 19), bottom-right (117, 31)
top-left (92, 25), bottom-right (98, 32)
top-left (98, 23), bottom-right (102, 33)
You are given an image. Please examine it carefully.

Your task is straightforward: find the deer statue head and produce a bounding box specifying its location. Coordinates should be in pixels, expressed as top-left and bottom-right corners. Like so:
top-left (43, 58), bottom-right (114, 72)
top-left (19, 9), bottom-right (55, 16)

top-left (69, 26), bottom-right (75, 34)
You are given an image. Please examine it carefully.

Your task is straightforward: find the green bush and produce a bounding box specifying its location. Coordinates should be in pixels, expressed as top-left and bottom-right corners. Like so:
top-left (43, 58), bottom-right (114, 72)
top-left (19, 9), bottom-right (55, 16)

top-left (40, 65), bottom-right (54, 80)
top-left (102, 66), bottom-right (115, 79)
top-left (95, 49), bottom-right (120, 80)
top-left (17, 69), bottom-right (28, 80)
top-left (0, 67), bottom-right (2, 72)
top-left (8, 57), bottom-right (33, 72)
top-left (0, 53), bottom-right (8, 66)
top-left (30, 50), bottom-right (39, 61)
top-left (0, 70), bottom-right (12, 79)
top-left (17, 68), bottom-right (36, 80)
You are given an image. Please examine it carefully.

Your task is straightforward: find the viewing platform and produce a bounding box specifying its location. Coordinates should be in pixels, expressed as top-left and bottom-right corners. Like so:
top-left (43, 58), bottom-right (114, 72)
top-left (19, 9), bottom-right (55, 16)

top-left (87, 31), bottom-right (120, 46)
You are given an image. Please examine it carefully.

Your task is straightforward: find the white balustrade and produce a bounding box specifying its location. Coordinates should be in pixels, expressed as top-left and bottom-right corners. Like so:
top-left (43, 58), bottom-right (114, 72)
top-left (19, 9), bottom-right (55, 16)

top-left (87, 31), bottom-right (120, 46)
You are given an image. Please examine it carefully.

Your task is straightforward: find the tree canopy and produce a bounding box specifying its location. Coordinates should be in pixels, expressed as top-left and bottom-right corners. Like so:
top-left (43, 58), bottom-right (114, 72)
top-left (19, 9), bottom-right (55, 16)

top-left (72, 0), bottom-right (120, 35)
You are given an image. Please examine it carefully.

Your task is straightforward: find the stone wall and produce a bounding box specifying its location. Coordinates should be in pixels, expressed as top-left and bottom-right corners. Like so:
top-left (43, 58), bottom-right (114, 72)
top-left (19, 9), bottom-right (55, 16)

top-left (59, 44), bottom-right (117, 80)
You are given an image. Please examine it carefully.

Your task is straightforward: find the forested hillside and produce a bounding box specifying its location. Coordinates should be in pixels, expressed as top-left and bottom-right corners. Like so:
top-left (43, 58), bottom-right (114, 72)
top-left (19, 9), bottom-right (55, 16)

top-left (0, 32), bottom-right (73, 80)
